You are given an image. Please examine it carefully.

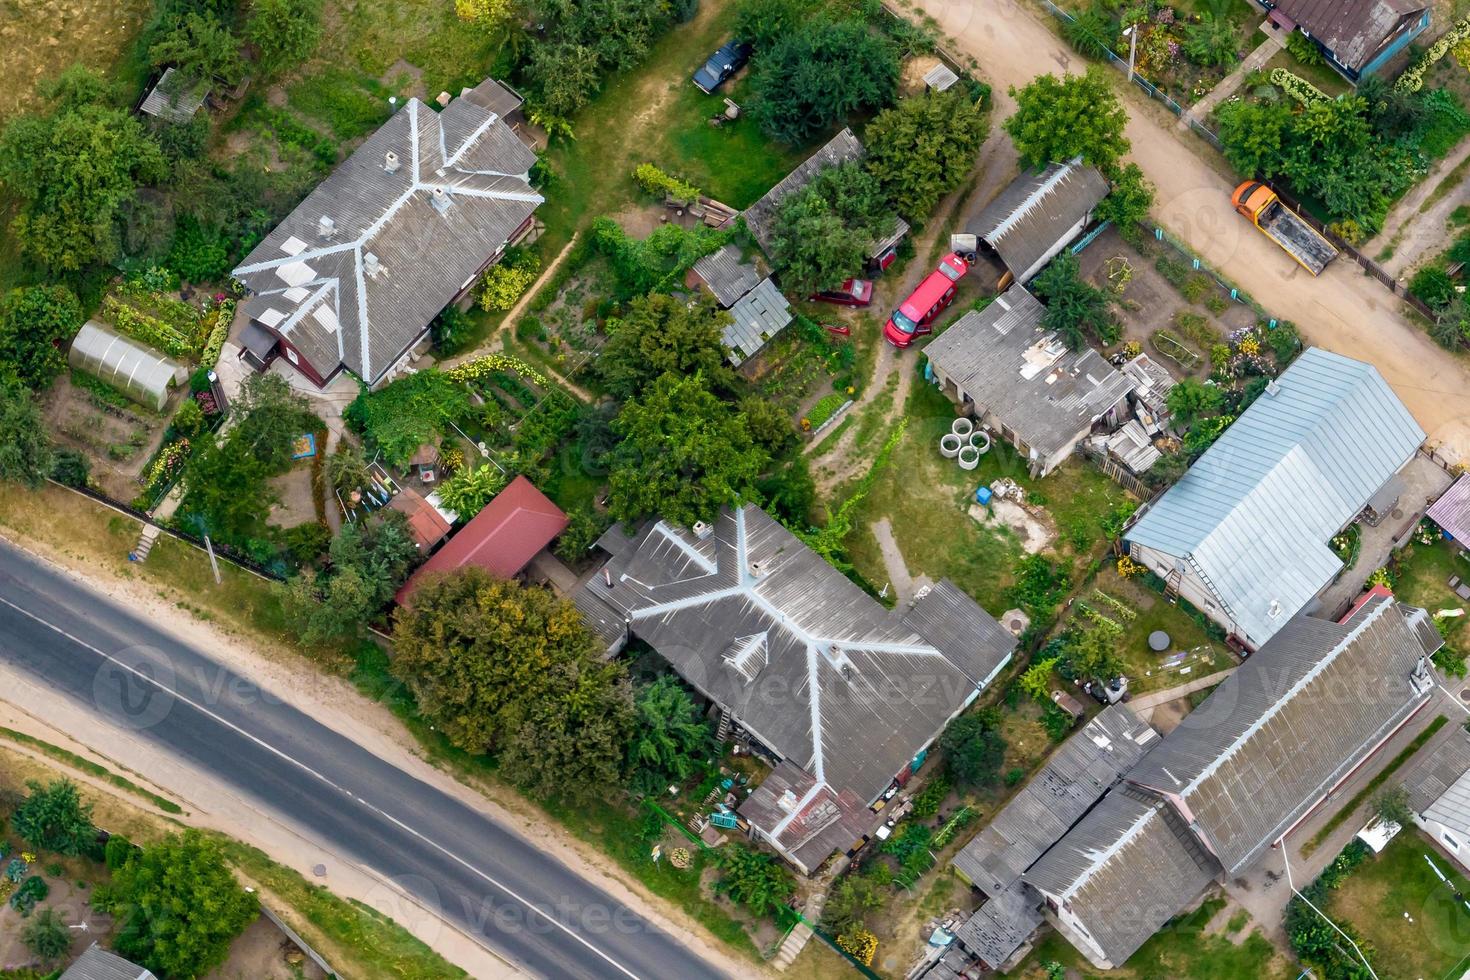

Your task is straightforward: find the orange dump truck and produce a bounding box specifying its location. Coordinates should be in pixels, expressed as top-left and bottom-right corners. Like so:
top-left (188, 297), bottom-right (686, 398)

top-left (1231, 181), bottom-right (1338, 276)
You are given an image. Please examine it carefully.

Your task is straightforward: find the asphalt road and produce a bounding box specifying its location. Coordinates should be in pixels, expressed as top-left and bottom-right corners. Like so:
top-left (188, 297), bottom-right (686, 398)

top-left (0, 540), bottom-right (731, 980)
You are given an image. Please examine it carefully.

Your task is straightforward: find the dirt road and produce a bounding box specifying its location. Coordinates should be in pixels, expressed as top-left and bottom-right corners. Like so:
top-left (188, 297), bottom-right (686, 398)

top-left (914, 0), bottom-right (1470, 461)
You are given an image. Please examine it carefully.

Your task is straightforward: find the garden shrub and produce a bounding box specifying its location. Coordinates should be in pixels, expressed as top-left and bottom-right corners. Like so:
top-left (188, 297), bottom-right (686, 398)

top-left (632, 163), bottom-right (700, 205)
top-left (1270, 67), bottom-right (1328, 106)
top-left (1285, 32), bottom-right (1324, 68)
top-left (1411, 265), bottom-right (1457, 311)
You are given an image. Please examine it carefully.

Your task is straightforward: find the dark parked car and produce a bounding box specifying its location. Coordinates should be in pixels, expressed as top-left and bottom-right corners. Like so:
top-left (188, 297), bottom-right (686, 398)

top-left (810, 279), bottom-right (874, 307)
top-left (692, 41), bottom-right (752, 94)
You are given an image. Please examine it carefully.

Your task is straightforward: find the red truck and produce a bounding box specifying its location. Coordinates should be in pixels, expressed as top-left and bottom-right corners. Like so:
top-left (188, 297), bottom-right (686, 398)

top-left (882, 253), bottom-right (969, 348)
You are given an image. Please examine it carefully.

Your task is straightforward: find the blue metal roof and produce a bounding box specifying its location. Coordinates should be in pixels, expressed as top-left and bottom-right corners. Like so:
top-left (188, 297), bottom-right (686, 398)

top-left (1125, 347), bottom-right (1423, 646)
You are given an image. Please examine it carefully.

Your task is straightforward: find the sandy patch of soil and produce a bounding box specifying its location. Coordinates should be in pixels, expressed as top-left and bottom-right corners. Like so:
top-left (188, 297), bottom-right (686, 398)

top-left (969, 498), bottom-right (1056, 554)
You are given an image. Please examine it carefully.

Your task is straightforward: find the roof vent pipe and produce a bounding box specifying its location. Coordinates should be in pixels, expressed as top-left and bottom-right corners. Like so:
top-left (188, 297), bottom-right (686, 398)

top-left (1265, 379), bottom-right (1282, 397)
top-left (431, 187), bottom-right (451, 214)
top-left (364, 252), bottom-right (382, 277)
top-left (317, 216), bottom-right (335, 238)
top-left (384, 151), bottom-right (400, 174)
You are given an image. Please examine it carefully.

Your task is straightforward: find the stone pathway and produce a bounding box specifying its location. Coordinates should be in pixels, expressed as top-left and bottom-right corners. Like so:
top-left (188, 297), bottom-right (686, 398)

top-left (1178, 22), bottom-right (1285, 132)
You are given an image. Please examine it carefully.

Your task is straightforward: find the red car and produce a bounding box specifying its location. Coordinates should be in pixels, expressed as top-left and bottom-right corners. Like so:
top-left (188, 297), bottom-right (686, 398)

top-left (810, 278), bottom-right (873, 307)
top-left (882, 253), bottom-right (969, 348)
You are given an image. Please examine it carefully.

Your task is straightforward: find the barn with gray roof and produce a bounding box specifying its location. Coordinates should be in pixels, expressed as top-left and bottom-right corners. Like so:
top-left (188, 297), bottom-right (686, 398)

top-left (574, 505), bottom-right (1016, 872)
top-left (923, 284), bottom-right (1134, 477)
top-left (968, 157), bottom-right (1109, 285)
top-left (1124, 346), bottom-right (1424, 649)
top-left (232, 78), bottom-right (542, 387)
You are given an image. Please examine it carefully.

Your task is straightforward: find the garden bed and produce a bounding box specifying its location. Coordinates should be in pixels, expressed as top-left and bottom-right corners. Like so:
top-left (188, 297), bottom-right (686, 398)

top-left (41, 373), bottom-right (176, 500)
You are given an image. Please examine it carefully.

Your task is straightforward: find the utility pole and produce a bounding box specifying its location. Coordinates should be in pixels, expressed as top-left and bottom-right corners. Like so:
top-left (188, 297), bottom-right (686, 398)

top-left (1124, 25), bottom-right (1138, 85)
top-left (203, 533), bottom-right (222, 585)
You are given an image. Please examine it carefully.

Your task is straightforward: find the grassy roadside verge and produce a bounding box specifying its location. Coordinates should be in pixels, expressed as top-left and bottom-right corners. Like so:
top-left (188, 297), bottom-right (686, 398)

top-left (0, 726), bottom-right (183, 814)
top-left (1301, 715), bottom-right (1449, 856)
top-left (216, 837), bottom-right (469, 980)
top-left (0, 742), bottom-right (464, 980)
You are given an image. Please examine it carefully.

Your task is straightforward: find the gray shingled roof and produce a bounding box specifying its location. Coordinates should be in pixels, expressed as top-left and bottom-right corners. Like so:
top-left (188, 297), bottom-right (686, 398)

top-left (923, 284), bottom-right (1133, 465)
top-left (1127, 595), bottom-right (1440, 875)
top-left (1274, 0), bottom-right (1427, 72)
top-left (743, 128), bottom-right (864, 253)
top-left (737, 759), bottom-right (874, 872)
top-left (575, 505), bottom-right (1016, 817)
top-left (691, 244), bottom-right (761, 307)
top-left (970, 158), bottom-right (1109, 281)
top-left (724, 277), bottom-right (792, 365)
top-left (1402, 729), bottom-right (1470, 819)
top-left (60, 944), bottom-right (157, 980)
top-left (952, 704), bottom-right (1158, 895)
top-left (234, 83), bottom-right (541, 385)
top-left (952, 879), bottom-right (1044, 968)
top-left (1025, 784), bottom-right (1220, 968)
top-left (1124, 347), bottom-right (1424, 647)
top-left (139, 68), bottom-right (207, 123)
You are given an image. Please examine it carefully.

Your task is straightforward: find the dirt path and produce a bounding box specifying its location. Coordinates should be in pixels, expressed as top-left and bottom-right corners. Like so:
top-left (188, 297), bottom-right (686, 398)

top-left (805, 117), bottom-right (1021, 496)
top-left (0, 530), bottom-right (764, 980)
top-left (440, 233), bottom-right (595, 402)
top-left (915, 0), bottom-right (1470, 463)
top-left (1372, 139), bottom-right (1470, 277)
top-left (871, 517), bottom-right (931, 602)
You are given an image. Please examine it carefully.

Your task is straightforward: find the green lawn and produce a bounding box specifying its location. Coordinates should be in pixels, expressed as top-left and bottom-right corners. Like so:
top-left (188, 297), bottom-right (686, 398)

top-left (1326, 829), bottom-right (1470, 980)
top-left (1262, 47), bottom-right (1353, 99)
top-left (842, 377), bottom-right (1127, 614)
top-left (1063, 567), bottom-right (1237, 695)
top-left (1393, 535), bottom-right (1470, 651)
top-left (537, 0), bottom-right (810, 255)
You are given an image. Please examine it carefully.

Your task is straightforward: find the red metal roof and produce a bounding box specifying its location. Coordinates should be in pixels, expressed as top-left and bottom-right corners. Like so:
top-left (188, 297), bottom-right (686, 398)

top-left (396, 475), bottom-right (568, 603)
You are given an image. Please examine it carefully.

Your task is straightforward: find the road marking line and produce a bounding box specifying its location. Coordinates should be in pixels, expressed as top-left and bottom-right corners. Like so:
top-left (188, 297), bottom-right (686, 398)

top-left (0, 593), bottom-right (644, 980)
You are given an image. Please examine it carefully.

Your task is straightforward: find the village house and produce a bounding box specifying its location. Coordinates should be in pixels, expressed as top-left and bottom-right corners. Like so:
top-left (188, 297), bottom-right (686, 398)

top-left (1124, 347), bottom-right (1424, 650)
top-left (1401, 725), bottom-right (1470, 876)
top-left (232, 78), bottom-right (542, 389)
top-left (1259, 0), bottom-right (1431, 81)
top-left (395, 475), bottom-right (567, 604)
top-left (922, 284), bottom-right (1134, 478)
top-left (573, 504), bottom-right (1016, 874)
top-left (966, 157), bottom-right (1109, 288)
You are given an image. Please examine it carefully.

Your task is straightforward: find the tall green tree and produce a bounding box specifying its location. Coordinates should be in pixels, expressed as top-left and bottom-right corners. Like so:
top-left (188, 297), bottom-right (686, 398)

top-left (0, 285), bottom-right (82, 390)
top-left (1031, 251), bottom-right (1118, 348)
top-left (0, 71), bottom-right (165, 271)
top-left (607, 372), bottom-right (770, 527)
top-left (1215, 98), bottom-right (1292, 178)
top-left (248, 0), bottom-right (324, 74)
top-left (625, 676), bottom-right (714, 794)
top-left (862, 89), bottom-right (989, 220)
top-left (499, 658), bottom-right (633, 802)
top-left (0, 375), bottom-right (55, 489)
top-left (1094, 163), bottom-right (1154, 232)
top-left (1183, 15), bottom-right (1238, 67)
top-left (391, 569), bottom-right (611, 753)
top-left (598, 293), bottom-right (735, 399)
top-left (768, 163), bottom-right (893, 294)
top-left (735, 0), bottom-right (809, 47)
top-left (100, 830), bottom-right (257, 978)
top-left (279, 510), bottom-right (420, 644)
top-left (149, 12), bottom-right (246, 88)
top-left (749, 19), bottom-right (899, 144)
top-left (940, 711), bottom-right (1006, 787)
top-left (12, 780), bottom-right (94, 856)
top-left (1004, 68), bottom-right (1130, 172)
